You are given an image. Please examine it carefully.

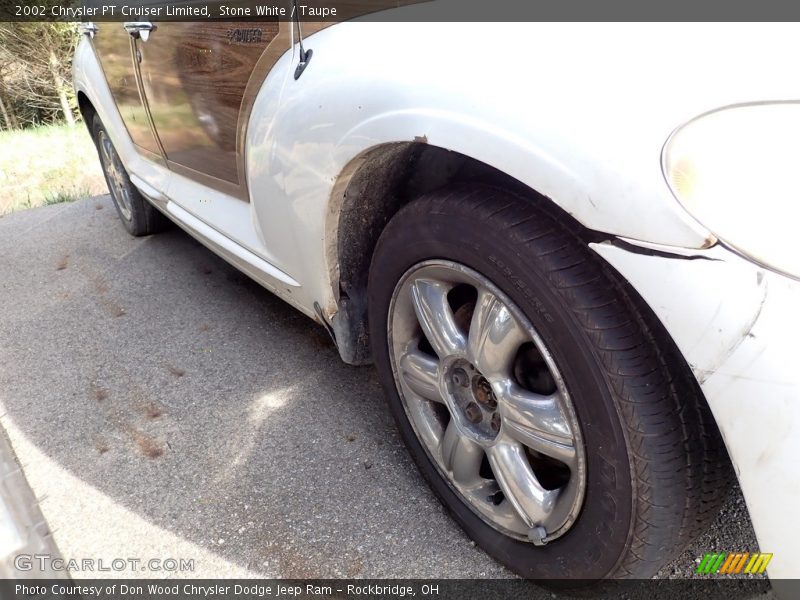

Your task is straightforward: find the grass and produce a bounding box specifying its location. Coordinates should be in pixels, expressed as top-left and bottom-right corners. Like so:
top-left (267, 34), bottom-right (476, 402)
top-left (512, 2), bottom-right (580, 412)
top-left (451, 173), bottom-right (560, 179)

top-left (0, 123), bottom-right (108, 216)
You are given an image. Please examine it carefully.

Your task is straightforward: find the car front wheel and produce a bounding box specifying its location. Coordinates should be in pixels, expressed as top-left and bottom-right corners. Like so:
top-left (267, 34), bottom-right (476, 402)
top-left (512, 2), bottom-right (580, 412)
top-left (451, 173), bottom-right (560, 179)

top-left (368, 184), bottom-right (730, 582)
top-left (91, 113), bottom-right (169, 237)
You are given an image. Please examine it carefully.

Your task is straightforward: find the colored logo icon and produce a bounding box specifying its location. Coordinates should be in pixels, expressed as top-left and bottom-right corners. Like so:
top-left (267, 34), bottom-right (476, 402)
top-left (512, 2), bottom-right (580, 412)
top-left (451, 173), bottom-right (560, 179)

top-left (696, 552), bottom-right (772, 575)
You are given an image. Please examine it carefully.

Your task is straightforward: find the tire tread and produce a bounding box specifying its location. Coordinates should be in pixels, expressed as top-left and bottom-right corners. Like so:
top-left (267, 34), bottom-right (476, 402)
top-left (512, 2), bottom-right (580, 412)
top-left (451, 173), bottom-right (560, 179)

top-left (380, 183), bottom-right (732, 579)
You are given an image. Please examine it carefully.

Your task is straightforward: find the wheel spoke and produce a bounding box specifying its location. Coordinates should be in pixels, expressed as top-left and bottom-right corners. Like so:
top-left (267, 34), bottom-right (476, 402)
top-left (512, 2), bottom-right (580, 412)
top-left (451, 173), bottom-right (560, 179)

top-left (100, 139), bottom-right (111, 164)
top-left (390, 261), bottom-right (586, 543)
top-left (467, 289), bottom-right (528, 379)
top-left (441, 420), bottom-right (484, 486)
top-left (498, 382), bottom-right (576, 464)
top-left (399, 346), bottom-right (443, 403)
top-left (409, 278), bottom-right (466, 358)
top-left (487, 438), bottom-right (557, 527)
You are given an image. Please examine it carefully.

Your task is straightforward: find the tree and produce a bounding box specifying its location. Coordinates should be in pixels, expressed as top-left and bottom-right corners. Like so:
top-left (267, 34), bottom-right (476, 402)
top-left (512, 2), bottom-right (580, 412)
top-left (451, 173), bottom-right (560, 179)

top-left (0, 79), bottom-right (19, 130)
top-left (0, 23), bottom-right (79, 129)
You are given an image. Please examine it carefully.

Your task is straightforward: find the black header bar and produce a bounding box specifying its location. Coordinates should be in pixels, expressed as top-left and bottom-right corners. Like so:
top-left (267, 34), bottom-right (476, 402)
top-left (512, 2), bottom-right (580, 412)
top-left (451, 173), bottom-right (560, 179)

top-left (3, 0), bottom-right (800, 22)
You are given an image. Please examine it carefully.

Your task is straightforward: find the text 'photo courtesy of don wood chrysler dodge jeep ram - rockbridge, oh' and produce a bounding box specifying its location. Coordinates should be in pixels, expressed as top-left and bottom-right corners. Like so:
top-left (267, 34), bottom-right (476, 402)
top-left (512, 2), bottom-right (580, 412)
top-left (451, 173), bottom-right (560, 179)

top-left (71, 7), bottom-right (799, 585)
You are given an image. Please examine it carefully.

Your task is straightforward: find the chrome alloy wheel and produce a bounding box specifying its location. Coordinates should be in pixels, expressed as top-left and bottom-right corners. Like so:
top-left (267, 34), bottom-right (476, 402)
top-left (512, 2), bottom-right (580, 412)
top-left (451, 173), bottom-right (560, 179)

top-left (97, 130), bottom-right (133, 221)
top-left (388, 261), bottom-right (586, 544)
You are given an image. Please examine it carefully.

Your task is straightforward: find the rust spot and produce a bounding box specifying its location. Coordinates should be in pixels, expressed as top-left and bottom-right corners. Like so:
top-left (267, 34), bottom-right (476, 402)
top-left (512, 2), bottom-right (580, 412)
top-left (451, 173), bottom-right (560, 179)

top-left (94, 388), bottom-right (108, 402)
top-left (130, 429), bottom-right (165, 459)
top-left (91, 278), bottom-right (125, 317)
top-left (701, 234), bottom-right (718, 249)
top-left (95, 204), bottom-right (104, 210)
top-left (199, 324), bottom-right (210, 332)
top-left (95, 279), bottom-right (108, 295)
top-left (56, 254), bottom-right (69, 271)
top-left (95, 440), bottom-right (110, 454)
top-left (345, 433), bottom-right (356, 443)
top-left (167, 365), bottom-right (186, 378)
top-left (144, 402), bottom-right (165, 420)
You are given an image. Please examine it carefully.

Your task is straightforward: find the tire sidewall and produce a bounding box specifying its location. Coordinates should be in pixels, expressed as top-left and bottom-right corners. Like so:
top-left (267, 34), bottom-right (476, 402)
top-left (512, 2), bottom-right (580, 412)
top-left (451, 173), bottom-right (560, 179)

top-left (368, 197), bottom-right (635, 580)
top-left (91, 115), bottom-right (140, 234)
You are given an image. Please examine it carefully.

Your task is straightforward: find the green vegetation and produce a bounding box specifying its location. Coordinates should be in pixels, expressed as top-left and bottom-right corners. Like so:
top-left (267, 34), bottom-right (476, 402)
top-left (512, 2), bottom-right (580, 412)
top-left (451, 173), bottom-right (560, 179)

top-left (0, 23), bottom-right (79, 129)
top-left (0, 24), bottom-right (101, 215)
top-left (0, 124), bottom-right (107, 216)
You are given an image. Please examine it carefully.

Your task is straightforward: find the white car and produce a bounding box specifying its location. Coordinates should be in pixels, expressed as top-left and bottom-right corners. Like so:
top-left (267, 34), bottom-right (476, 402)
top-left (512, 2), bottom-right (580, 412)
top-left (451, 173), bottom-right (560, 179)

top-left (73, 14), bottom-right (799, 584)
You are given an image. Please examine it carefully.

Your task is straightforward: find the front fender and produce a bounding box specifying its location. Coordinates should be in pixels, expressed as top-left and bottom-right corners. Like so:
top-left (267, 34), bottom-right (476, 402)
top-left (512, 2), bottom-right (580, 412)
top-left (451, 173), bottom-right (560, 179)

top-left (247, 21), bottom-right (800, 315)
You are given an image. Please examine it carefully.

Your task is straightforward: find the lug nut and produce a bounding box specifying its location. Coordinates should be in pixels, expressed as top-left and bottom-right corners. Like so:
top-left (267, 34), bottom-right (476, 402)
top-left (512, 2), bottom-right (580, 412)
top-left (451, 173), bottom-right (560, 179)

top-left (475, 377), bottom-right (497, 409)
top-left (451, 367), bottom-right (469, 387)
top-left (465, 402), bottom-right (482, 424)
top-left (490, 413), bottom-right (501, 433)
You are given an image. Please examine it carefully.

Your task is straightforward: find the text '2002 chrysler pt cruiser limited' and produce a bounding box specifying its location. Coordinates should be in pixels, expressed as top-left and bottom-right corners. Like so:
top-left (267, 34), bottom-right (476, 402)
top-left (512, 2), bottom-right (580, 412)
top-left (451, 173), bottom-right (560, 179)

top-left (72, 6), bottom-right (799, 585)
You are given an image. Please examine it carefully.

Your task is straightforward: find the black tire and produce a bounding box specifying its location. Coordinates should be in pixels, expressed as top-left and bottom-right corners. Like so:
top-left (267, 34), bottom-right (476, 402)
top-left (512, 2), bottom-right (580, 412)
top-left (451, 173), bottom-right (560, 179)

top-left (368, 184), bottom-right (731, 582)
top-left (91, 113), bottom-right (170, 237)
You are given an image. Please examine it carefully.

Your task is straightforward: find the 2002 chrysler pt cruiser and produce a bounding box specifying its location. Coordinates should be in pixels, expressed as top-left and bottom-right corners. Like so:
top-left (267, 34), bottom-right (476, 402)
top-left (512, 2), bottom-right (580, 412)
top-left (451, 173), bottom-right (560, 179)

top-left (72, 8), bottom-right (800, 584)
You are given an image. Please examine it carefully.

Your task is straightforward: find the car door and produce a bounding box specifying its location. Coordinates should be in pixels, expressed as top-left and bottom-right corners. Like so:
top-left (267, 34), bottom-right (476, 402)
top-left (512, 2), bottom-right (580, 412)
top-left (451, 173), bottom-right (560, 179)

top-left (131, 10), bottom-right (285, 201)
top-left (92, 23), bottom-right (164, 164)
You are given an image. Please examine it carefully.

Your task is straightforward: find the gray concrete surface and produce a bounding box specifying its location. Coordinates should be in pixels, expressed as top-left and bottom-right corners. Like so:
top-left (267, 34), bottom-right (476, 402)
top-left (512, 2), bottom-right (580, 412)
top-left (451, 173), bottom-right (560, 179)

top-left (0, 197), bottom-right (762, 585)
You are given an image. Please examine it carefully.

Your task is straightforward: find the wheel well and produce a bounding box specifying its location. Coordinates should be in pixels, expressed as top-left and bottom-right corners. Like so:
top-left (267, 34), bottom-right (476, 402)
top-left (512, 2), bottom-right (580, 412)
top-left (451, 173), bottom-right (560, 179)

top-left (76, 91), bottom-right (95, 132)
top-left (327, 141), bottom-right (734, 497)
top-left (329, 142), bottom-right (588, 365)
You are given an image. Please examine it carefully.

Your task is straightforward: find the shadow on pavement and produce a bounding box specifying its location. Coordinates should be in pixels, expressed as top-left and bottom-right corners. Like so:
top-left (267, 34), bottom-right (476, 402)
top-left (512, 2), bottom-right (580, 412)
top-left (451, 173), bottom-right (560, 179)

top-left (0, 197), bottom-right (761, 588)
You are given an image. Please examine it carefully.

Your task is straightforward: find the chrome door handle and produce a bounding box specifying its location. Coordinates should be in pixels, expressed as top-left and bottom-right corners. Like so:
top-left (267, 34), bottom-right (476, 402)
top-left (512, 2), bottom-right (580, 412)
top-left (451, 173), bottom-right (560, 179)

top-left (123, 22), bottom-right (155, 41)
top-left (80, 22), bottom-right (98, 38)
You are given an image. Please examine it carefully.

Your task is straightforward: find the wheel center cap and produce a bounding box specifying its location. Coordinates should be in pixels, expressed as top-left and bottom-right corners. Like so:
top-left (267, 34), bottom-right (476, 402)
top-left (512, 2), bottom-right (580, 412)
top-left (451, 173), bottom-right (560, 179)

top-left (445, 360), bottom-right (501, 442)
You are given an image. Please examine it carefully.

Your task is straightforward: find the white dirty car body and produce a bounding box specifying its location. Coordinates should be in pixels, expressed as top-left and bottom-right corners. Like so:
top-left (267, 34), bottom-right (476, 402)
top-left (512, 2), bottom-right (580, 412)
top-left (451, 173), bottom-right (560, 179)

top-left (73, 17), bottom-right (800, 582)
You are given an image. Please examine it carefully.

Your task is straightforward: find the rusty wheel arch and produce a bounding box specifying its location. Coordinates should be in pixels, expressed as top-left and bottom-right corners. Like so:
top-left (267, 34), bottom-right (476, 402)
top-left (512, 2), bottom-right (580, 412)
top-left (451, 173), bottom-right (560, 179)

top-left (326, 141), bottom-right (591, 366)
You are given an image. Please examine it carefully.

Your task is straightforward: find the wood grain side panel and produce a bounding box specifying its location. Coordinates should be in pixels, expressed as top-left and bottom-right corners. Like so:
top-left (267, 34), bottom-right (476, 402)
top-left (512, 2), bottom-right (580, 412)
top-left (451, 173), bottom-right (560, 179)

top-left (92, 25), bottom-right (162, 157)
top-left (138, 21), bottom-right (280, 190)
top-left (236, 23), bottom-right (292, 192)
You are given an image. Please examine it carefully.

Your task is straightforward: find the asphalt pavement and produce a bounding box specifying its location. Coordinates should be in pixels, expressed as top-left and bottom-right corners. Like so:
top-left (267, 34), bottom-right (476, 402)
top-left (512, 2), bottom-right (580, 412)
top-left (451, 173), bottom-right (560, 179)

top-left (0, 197), bottom-right (765, 589)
